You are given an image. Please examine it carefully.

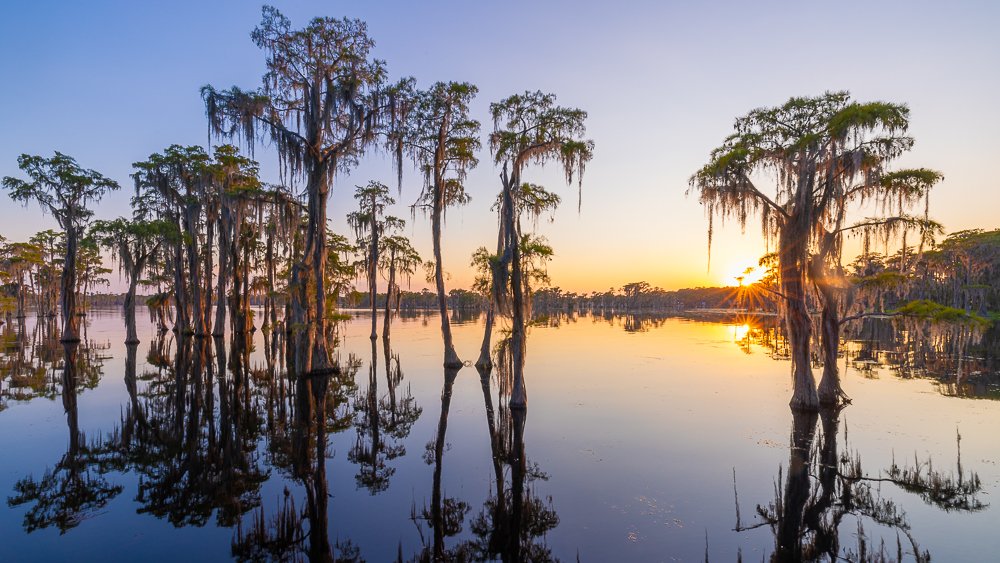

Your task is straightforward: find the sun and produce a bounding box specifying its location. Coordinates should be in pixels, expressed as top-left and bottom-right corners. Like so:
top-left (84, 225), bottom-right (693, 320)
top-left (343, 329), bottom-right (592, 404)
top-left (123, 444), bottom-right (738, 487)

top-left (724, 262), bottom-right (767, 287)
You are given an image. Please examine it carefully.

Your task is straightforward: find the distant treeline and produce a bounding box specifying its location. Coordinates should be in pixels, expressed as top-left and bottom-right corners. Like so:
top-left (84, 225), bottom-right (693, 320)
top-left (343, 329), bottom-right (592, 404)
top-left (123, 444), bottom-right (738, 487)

top-left (9, 285), bottom-right (760, 316)
top-left (336, 284), bottom-right (776, 314)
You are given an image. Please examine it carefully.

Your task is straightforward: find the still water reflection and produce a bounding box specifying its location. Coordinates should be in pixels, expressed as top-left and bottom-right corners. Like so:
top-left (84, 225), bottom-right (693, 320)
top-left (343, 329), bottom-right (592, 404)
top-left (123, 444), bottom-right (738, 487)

top-left (0, 309), bottom-right (998, 561)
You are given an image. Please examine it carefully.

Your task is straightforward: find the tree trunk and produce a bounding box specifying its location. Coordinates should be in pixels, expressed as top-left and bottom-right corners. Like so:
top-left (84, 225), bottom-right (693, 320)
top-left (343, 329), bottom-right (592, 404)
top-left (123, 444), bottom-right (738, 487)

top-left (504, 177), bottom-right (527, 409)
top-left (203, 216), bottom-right (215, 336)
top-left (60, 229), bottom-right (80, 342)
top-left (816, 292), bottom-right (842, 406)
top-left (184, 205), bottom-right (206, 337)
top-left (264, 226), bottom-right (276, 332)
top-left (172, 230), bottom-right (190, 334)
top-left (476, 190), bottom-right (510, 371)
top-left (312, 181), bottom-right (331, 371)
top-left (382, 254), bottom-right (395, 340)
top-left (15, 274), bottom-right (26, 318)
top-left (268, 239), bottom-right (278, 331)
top-left (242, 242), bottom-right (252, 331)
top-left (476, 306), bottom-right (495, 370)
top-left (433, 197), bottom-right (461, 367)
top-left (779, 223), bottom-right (818, 410)
top-left (291, 165), bottom-right (333, 377)
top-left (231, 228), bottom-right (245, 334)
top-left (369, 201), bottom-right (378, 341)
top-left (214, 206), bottom-right (231, 336)
top-left (124, 275), bottom-right (139, 344)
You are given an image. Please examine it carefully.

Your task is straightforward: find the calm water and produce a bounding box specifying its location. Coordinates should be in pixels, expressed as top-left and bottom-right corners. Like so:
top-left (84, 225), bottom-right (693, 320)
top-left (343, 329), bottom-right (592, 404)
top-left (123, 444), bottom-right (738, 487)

top-left (1, 309), bottom-right (998, 561)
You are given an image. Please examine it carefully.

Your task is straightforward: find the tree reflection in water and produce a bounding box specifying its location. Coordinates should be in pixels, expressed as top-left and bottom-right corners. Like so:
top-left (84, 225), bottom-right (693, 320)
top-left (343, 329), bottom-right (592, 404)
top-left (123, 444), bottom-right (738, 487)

top-left (349, 338), bottom-right (422, 493)
top-left (231, 329), bottom-right (362, 562)
top-left (6, 340), bottom-right (122, 533)
top-left (4, 311), bottom-right (996, 559)
top-left (735, 407), bottom-right (986, 561)
top-left (409, 334), bottom-right (559, 562)
top-left (106, 335), bottom-right (269, 527)
top-left (1, 316), bottom-right (109, 407)
top-left (734, 315), bottom-right (1000, 400)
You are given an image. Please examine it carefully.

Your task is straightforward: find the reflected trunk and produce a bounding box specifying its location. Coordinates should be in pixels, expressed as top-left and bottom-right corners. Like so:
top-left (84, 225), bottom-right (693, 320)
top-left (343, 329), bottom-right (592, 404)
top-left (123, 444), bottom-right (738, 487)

top-left (774, 409), bottom-right (818, 562)
top-left (431, 367), bottom-right (460, 559)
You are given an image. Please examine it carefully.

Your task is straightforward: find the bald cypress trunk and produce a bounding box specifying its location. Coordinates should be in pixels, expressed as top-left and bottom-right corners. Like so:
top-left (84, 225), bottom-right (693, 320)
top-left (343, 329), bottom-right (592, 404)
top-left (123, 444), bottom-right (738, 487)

top-left (242, 240), bottom-right (252, 331)
top-left (289, 165), bottom-right (333, 377)
top-left (382, 251), bottom-right (395, 340)
top-left (780, 221), bottom-right (818, 411)
top-left (816, 286), bottom-right (842, 406)
top-left (60, 228), bottom-right (80, 342)
top-left (312, 175), bottom-right (331, 371)
top-left (369, 197), bottom-right (379, 341)
top-left (231, 226), bottom-right (246, 334)
top-left (214, 206), bottom-right (231, 336)
top-left (434, 198), bottom-right (461, 367)
top-left (476, 189), bottom-right (511, 371)
top-left (15, 273), bottom-right (26, 319)
top-left (509, 241), bottom-right (527, 409)
top-left (264, 226), bottom-right (277, 332)
top-left (425, 113), bottom-right (464, 368)
top-left (124, 276), bottom-right (139, 344)
top-left (476, 307), bottom-right (496, 370)
top-left (183, 204), bottom-right (206, 337)
top-left (503, 174), bottom-right (527, 410)
top-left (172, 231), bottom-right (190, 334)
top-left (289, 261), bottom-right (311, 377)
top-left (203, 216), bottom-right (214, 336)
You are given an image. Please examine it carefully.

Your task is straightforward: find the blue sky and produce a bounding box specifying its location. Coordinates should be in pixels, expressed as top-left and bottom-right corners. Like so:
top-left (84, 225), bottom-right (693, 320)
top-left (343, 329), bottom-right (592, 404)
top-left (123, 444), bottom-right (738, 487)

top-left (2, 0), bottom-right (998, 291)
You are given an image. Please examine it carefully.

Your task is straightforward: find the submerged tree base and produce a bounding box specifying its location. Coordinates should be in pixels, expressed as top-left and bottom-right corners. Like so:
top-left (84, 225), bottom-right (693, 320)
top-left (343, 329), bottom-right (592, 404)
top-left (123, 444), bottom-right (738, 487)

top-left (443, 346), bottom-right (464, 370)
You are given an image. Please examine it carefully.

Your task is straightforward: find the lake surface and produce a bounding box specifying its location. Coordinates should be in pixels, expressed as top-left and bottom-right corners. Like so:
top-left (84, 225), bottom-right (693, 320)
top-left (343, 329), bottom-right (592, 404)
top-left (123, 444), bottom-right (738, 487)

top-left (1, 308), bottom-right (998, 561)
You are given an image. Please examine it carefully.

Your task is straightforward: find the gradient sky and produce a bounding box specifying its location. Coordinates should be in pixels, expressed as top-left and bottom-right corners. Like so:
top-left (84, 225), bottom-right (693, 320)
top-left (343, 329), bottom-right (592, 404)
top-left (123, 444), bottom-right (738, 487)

top-left (2, 0), bottom-right (998, 293)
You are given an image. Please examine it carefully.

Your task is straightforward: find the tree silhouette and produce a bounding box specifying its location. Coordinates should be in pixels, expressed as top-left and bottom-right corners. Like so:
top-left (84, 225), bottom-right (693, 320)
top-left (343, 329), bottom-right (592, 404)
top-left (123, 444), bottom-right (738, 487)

top-left (203, 5), bottom-right (403, 378)
top-left (396, 81), bottom-right (481, 367)
top-left (480, 91), bottom-right (593, 408)
top-left (691, 91), bottom-right (936, 409)
top-left (3, 153), bottom-right (119, 342)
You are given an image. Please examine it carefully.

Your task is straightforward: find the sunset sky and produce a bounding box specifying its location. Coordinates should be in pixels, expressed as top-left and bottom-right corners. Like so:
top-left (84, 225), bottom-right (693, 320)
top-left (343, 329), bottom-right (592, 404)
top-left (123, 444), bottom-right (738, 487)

top-left (1, 0), bottom-right (997, 293)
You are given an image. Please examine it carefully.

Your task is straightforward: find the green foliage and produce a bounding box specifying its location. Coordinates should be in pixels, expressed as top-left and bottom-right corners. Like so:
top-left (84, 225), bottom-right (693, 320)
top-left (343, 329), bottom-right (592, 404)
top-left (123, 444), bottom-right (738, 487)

top-left (347, 181), bottom-right (395, 240)
top-left (395, 80), bottom-right (481, 211)
top-left (893, 300), bottom-right (992, 329)
top-left (3, 153), bottom-right (119, 233)
top-left (380, 234), bottom-right (421, 288)
top-left (490, 90), bottom-right (594, 198)
top-left (202, 5), bottom-right (393, 178)
top-left (688, 91), bottom-right (930, 267)
top-left (89, 218), bottom-right (173, 278)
